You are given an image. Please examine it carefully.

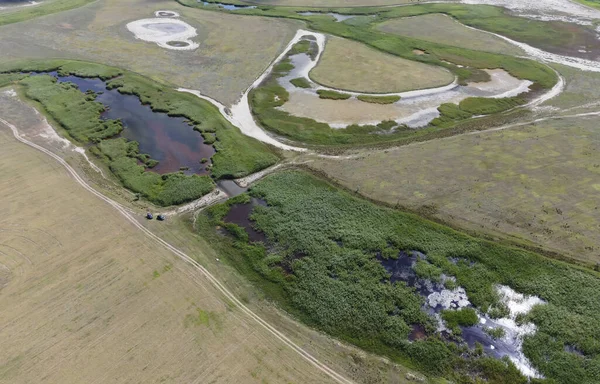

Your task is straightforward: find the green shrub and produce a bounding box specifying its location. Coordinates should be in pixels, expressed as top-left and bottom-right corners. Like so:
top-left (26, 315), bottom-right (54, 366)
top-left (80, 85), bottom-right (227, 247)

top-left (290, 77), bottom-right (312, 88)
top-left (357, 95), bottom-right (401, 104)
top-left (317, 89), bottom-right (352, 100)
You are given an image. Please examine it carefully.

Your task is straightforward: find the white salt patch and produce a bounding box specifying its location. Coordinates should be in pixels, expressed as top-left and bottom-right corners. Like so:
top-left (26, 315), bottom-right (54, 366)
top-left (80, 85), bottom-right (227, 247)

top-left (484, 285), bottom-right (546, 378)
top-left (428, 287), bottom-right (471, 309)
top-left (460, 0), bottom-right (600, 25)
top-left (127, 18), bottom-right (198, 51)
top-left (3, 89), bottom-right (17, 97)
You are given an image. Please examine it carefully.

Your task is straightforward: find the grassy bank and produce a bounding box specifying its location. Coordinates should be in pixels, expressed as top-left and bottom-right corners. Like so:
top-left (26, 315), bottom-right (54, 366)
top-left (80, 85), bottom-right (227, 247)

top-left (358, 94), bottom-right (401, 104)
top-left (200, 170), bottom-right (600, 383)
top-left (2, 60), bottom-right (278, 205)
top-left (0, 0), bottom-right (94, 26)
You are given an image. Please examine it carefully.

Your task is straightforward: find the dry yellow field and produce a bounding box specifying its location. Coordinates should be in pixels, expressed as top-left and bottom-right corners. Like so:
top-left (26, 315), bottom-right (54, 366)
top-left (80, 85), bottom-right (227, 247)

top-left (310, 116), bottom-right (600, 266)
top-left (0, 0), bottom-right (301, 105)
top-left (0, 90), bottom-right (423, 383)
top-left (310, 36), bottom-right (453, 93)
top-left (377, 14), bottom-right (525, 56)
top-left (0, 129), bottom-right (340, 384)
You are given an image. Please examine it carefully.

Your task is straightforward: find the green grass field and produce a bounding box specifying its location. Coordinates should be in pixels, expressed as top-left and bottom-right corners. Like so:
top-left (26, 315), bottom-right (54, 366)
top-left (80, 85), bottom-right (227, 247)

top-left (310, 36), bottom-right (453, 93)
top-left (0, 0), bottom-right (93, 24)
top-left (310, 115), bottom-right (600, 266)
top-left (377, 13), bottom-right (524, 56)
top-left (200, 170), bottom-right (600, 384)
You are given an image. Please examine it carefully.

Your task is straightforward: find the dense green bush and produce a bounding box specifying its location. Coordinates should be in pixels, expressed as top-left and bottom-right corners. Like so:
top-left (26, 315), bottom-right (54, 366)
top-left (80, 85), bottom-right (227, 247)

top-left (290, 77), bottom-right (311, 88)
top-left (357, 94), bottom-right (401, 104)
top-left (316, 89), bottom-right (352, 100)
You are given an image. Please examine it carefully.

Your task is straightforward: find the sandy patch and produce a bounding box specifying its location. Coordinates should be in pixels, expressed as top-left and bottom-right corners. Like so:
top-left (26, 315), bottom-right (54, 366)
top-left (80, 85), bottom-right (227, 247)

top-left (126, 18), bottom-right (198, 51)
top-left (280, 69), bottom-right (531, 128)
top-left (461, 0), bottom-right (600, 25)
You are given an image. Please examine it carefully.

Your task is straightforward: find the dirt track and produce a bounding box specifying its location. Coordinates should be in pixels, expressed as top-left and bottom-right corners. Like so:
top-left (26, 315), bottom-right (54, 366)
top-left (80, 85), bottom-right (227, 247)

top-left (0, 117), bottom-right (354, 383)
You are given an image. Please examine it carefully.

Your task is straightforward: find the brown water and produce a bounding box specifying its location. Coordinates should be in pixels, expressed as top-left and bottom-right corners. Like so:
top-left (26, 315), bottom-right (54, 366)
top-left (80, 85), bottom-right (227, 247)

top-left (49, 73), bottom-right (215, 175)
top-left (223, 198), bottom-right (267, 243)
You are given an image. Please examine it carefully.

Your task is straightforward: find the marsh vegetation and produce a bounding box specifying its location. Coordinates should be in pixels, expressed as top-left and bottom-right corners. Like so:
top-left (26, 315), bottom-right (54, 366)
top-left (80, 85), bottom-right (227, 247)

top-left (2, 60), bottom-right (278, 206)
top-left (200, 170), bottom-right (600, 383)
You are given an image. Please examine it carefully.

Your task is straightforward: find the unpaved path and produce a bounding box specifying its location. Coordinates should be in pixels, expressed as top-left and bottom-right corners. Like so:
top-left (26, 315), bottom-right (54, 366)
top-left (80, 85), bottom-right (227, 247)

top-left (0, 117), bottom-right (355, 384)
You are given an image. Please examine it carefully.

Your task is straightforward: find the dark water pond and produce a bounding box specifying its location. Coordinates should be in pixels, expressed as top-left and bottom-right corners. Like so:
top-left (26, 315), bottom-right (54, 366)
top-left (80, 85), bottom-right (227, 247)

top-left (199, 1), bottom-right (256, 10)
top-left (223, 198), bottom-right (266, 242)
top-left (379, 251), bottom-right (526, 363)
top-left (166, 41), bottom-right (190, 47)
top-left (45, 73), bottom-right (215, 175)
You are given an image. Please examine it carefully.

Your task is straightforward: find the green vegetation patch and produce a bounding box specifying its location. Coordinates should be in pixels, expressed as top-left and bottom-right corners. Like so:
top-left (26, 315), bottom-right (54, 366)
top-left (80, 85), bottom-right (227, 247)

top-left (316, 89), bottom-right (352, 100)
top-left (200, 170), bottom-right (600, 383)
top-left (0, 72), bottom-right (26, 88)
top-left (357, 94), bottom-right (400, 104)
top-left (290, 77), bottom-right (311, 88)
top-left (20, 75), bottom-right (123, 143)
top-left (97, 139), bottom-right (214, 206)
top-left (6, 60), bottom-right (279, 204)
top-left (0, 0), bottom-right (94, 27)
top-left (441, 308), bottom-right (478, 334)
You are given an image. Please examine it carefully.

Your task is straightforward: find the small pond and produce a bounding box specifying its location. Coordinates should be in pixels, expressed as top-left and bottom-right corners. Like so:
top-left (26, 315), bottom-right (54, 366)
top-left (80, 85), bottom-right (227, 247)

top-left (223, 197), bottom-right (267, 242)
top-left (44, 72), bottom-right (215, 175)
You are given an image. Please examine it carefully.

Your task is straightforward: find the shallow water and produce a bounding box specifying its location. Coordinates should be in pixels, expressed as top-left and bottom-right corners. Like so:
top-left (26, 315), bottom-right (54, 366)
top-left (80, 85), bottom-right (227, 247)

top-left (377, 251), bottom-right (541, 377)
top-left (48, 73), bottom-right (214, 174)
top-left (298, 12), bottom-right (357, 22)
top-left (217, 180), bottom-right (248, 197)
top-left (276, 37), bottom-right (532, 129)
top-left (223, 198), bottom-right (267, 242)
top-left (200, 1), bottom-right (256, 10)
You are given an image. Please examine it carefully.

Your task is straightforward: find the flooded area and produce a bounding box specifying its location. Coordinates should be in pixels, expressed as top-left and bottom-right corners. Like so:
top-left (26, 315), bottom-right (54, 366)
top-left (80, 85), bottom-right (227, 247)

top-left (297, 12), bottom-right (357, 22)
top-left (217, 180), bottom-right (247, 197)
top-left (223, 198), bottom-right (267, 242)
top-left (46, 73), bottom-right (215, 175)
top-left (276, 38), bottom-right (532, 128)
top-left (378, 251), bottom-right (544, 378)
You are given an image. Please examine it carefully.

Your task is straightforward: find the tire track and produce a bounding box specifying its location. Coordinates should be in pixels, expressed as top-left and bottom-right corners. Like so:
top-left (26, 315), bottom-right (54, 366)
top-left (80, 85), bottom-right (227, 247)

top-left (0, 117), bottom-right (354, 384)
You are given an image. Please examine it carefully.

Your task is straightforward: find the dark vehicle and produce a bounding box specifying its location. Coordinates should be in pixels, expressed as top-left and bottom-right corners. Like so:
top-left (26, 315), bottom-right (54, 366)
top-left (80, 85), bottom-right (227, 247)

top-left (146, 212), bottom-right (153, 220)
top-left (157, 214), bottom-right (166, 221)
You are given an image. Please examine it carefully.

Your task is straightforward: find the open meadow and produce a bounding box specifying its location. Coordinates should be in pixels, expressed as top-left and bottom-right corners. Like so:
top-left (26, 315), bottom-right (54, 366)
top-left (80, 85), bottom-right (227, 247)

top-left (310, 36), bottom-right (454, 93)
top-left (377, 13), bottom-right (525, 56)
top-left (0, 0), bottom-right (301, 105)
top-left (310, 115), bottom-right (600, 266)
